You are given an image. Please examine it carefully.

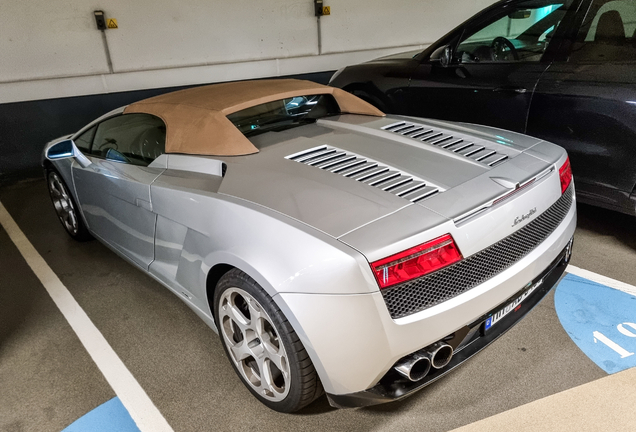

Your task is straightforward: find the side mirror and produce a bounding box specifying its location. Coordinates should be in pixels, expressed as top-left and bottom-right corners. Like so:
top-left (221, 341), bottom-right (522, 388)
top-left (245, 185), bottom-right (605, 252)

top-left (45, 139), bottom-right (92, 168)
top-left (440, 45), bottom-right (453, 68)
top-left (430, 44), bottom-right (454, 67)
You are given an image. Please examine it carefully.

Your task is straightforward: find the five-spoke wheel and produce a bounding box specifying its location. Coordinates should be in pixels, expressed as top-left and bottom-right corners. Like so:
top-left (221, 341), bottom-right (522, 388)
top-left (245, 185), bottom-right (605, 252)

top-left (219, 287), bottom-right (291, 401)
top-left (214, 269), bottom-right (322, 412)
top-left (46, 169), bottom-right (92, 241)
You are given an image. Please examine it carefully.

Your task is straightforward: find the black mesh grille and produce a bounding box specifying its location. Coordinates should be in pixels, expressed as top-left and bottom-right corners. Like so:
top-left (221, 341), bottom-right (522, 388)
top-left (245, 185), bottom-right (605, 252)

top-left (382, 186), bottom-right (574, 319)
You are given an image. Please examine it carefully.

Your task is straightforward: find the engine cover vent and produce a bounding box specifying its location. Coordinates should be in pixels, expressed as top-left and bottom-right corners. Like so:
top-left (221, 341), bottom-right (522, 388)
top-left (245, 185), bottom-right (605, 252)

top-left (382, 121), bottom-right (509, 167)
top-left (286, 146), bottom-right (442, 203)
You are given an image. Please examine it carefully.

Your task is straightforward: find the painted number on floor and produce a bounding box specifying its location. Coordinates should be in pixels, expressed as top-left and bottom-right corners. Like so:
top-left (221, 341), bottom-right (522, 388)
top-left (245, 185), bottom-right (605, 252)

top-left (555, 274), bottom-right (636, 374)
top-left (593, 326), bottom-right (635, 358)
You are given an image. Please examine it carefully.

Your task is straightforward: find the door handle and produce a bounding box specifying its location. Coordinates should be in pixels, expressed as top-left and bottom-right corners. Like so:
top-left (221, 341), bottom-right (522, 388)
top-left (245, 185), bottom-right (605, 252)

top-left (493, 86), bottom-right (527, 94)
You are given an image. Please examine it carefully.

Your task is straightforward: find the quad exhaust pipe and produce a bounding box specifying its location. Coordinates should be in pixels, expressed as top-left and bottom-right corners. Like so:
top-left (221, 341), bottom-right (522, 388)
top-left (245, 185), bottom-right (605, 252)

top-left (428, 342), bottom-right (454, 369)
top-left (394, 342), bottom-right (454, 381)
top-left (394, 353), bottom-right (432, 382)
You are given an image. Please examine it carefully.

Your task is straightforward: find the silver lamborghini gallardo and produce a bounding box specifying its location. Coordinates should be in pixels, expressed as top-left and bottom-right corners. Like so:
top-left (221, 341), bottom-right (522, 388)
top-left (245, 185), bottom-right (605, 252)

top-left (42, 79), bottom-right (576, 412)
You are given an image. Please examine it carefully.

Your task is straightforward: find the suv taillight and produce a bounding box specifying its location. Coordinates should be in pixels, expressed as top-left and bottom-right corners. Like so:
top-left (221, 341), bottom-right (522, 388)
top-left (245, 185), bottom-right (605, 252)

top-left (559, 157), bottom-right (572, 194)
top-left (370, 234), bottom-right (462, 289)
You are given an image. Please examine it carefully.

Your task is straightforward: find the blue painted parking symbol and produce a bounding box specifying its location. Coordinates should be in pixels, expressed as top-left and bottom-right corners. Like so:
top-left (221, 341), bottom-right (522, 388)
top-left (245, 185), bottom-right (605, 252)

top-left (555, 273), bottom-right (636, 374)
top-left (62, 397), bottom-right (140, 432)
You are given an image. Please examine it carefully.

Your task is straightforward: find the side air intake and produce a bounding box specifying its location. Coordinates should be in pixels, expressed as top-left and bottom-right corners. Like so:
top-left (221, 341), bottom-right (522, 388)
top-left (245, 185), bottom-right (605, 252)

top-left (286, 146), bottom-right (442, 203)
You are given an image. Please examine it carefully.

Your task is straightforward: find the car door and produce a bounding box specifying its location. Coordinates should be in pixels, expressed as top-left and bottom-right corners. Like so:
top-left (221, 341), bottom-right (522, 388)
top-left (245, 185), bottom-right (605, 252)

top-left (72, 113), bottom-right (167, 268)
top-left (528, 0), bottom-right (636, 213)
top-left (407, 0), bottom-right (579, 133)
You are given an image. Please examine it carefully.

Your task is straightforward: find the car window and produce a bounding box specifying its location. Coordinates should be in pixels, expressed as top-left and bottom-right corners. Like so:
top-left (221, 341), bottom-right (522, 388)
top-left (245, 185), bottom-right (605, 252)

top-left (91, 114), bottom-right (166, 166)
top-left (74, 126), bottom-right (96, 152)
top-left (227, 94), bottom-right (340, 139)
top-left (456, 1), bottom-right (570, 63)
top-left (568, 0), bottom-right (636, 62)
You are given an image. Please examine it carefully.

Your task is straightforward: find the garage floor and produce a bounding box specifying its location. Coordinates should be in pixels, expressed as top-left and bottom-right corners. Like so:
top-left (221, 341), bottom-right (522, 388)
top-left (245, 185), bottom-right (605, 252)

top-left (1, 178), bottom-right (635, 432)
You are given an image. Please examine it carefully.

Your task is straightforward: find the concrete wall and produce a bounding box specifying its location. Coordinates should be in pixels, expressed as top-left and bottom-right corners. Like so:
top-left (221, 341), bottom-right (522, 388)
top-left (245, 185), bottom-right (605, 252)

top-left (0, 0), bottom-right (495, 104)
top-left (0, 0), bottom-right (498, 179)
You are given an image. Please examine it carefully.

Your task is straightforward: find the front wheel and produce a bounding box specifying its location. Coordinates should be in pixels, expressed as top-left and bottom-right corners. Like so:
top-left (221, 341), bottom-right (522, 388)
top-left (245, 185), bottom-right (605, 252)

top-left (214, 269), bottom-right (323, 412)
top-left (46, 169), bottom-right (92, 241)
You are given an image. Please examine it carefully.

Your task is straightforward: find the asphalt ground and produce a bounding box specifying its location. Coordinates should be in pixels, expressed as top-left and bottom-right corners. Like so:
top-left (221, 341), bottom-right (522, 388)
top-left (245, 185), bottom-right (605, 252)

top-left (1, 178), bottom-right (634, 432)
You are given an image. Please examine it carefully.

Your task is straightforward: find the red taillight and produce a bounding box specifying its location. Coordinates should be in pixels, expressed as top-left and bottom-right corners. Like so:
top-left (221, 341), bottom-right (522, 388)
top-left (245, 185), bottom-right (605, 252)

top-left (370, 234), bottom-right (462, 289)
top-left (559, 157), bottom-right (572, 194)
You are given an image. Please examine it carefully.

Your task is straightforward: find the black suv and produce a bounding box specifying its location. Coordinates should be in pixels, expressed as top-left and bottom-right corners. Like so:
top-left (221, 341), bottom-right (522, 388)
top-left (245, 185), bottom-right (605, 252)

top-left (331, 0), bottom-right (636, 215)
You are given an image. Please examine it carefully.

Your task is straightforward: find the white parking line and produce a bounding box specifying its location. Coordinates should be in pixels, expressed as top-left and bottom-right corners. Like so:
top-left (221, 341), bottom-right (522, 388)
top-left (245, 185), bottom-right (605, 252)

top-left (567, 265), bottom-right (636, 296)
top-left (0, 202), bottom-right (173, 432)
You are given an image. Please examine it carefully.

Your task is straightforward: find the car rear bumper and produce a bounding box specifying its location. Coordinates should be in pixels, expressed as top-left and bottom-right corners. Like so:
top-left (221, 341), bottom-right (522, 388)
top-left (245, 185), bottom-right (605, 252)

top-left (275, 185), bottom-right (576, 402)
top-left (325, 241), bottom-right (571, 408)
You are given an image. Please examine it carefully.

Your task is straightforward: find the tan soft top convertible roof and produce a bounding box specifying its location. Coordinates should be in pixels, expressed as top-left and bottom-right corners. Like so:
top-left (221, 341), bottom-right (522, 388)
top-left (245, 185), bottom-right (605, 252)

top-left (124, 79), bottom-right (385, 156)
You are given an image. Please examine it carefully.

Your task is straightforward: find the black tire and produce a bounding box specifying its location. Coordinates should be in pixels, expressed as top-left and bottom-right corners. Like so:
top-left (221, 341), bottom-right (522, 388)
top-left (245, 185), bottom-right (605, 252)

top-left (46, 168), bottom-right (93, 242)
top-left (214, 269), bottom-right (323, 412)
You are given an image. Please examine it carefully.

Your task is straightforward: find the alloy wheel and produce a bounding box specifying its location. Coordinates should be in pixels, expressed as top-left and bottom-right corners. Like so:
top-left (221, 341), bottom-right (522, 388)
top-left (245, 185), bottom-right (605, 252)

top-left (218, 287), bottom-right (291, 401)
top-left (48, 172), bottom-right (79, 236)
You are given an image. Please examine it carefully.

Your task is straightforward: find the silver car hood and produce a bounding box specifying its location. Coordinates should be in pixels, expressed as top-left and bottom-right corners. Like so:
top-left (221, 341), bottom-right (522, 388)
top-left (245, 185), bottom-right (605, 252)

top-left (214, 114), bottom-right (555, 239)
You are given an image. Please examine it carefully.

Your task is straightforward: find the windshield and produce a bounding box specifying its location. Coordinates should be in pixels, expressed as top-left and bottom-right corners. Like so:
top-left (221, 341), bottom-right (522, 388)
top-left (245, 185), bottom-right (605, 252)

top-left (227, 94), bottom-right (340, 138)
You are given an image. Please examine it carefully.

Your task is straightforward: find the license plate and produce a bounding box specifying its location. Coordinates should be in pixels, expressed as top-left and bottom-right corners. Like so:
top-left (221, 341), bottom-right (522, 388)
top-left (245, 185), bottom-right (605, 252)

top-left (484, 278), bottom-right (543, 331)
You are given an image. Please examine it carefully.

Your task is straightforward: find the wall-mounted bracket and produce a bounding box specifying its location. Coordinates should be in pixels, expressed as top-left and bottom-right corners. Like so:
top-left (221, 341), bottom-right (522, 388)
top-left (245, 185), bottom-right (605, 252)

top-left (94, 10), bottom-right (107, 30)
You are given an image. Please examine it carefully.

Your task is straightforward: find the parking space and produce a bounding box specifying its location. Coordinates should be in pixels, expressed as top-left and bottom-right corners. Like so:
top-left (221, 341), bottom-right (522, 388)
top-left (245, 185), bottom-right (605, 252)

top-left (568, 204), bottom-right (636, 287)
top-left (2, 178), bottom-right (634, 431)
top-left (4, 0), bottom-right (636, 429)
top-left (0, 213), bottom-right (114, 431)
